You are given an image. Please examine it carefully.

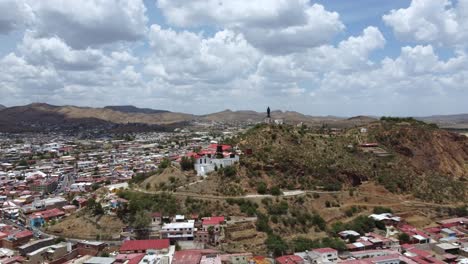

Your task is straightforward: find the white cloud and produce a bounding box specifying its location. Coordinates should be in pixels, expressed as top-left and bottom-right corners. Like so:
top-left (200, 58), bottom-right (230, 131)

top-left (317, 44), bottom-right (468, 100)
top-left (157, 0), bottom-right (344, 54)
top-left (298, 26), bottom-right (386, 73)
top-left (147, 25), bottom-right (260, 85)
top-left (0, 53), bottom-right (62, 103)
top-left (19, 32), bottom-right (112, 71)
top-left (383, 0), bottom-right (468, 46)
top-left (27, 0), bottom-right (148, 48)
top-left (0, 0), bottom-right (34, 34)
top-left (111, 51), bottom-right (139, 64)
top-left (1, 0), bottom-right (467, 115)
top-left (255, 26), bottom-right (385, 88)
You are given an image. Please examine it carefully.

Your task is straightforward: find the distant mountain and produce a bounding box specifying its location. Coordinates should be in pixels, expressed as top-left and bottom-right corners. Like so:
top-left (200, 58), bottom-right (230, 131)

top-left (199, 109), bottom-right (355, 125)
top-left (0, 104), bottom-right (5, 110)
top-left (104, 105), bottom-right (170, 114)
top-left (417, 114), bottom-right (468, 129)
top-left (1, 102), bottom-right (468, 132)
top-left (200, 109), bottom-right (266, 122)
top-left (0, 103), bottom-right (111, 132)
top-left (200, 110), bottom-right (382, 129)
top-left (0, 103), bottom-right (194, 133)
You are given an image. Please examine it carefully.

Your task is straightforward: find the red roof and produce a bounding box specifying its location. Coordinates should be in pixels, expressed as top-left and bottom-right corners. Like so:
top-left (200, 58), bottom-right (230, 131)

top-left (275, 255), bottom-right (304, 264)
top-left (202, 216), bottom-right (225, 226)
top-left (172, 249), bottom-right (219, 264)
top-left (15, 230), bottom-right (33, 239)
top-left (313, 248), bottom-right (337, 254)
top-left (116, 253), bottom-right (145, 264)
top-left (120, 239), bottom-right (170, 252)
top-left (151, 212), bottom-right (162, 218)
top-left (32, 208), bottom-right (65, 220)
top-left (423, 227), bottom-right (441, 234)
top-left (173, 251), bottom-right (202, 264)
top-left (199, 149), bottom-right (215, 155)
top-left (208, 144), bottom-right (232, 151)
top-left (407, 248), bottom-right (433, 258)
top-left (185, 152), bottom-right (202, 159)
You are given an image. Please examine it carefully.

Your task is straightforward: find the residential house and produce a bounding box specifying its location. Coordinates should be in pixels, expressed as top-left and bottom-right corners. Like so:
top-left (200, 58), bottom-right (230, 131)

top-left (160, 221), bottom-right (195, 242)
top-left (119, 239), bottom-right (170, 254)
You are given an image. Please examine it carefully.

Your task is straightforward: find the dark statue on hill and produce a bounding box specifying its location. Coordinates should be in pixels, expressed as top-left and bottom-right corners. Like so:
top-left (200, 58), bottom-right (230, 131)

top-left (267, 106), bottom-right (271, 118)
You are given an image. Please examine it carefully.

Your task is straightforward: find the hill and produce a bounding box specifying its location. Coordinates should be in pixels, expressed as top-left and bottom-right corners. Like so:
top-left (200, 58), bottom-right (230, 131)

top-left (0, 103), bottom-right (111, 132)
top-left (1, 102), bottom-right (468, 132)
top-left (0, 104), bottom-right (5, 110)
top-left (203, 120), bottom-right (467, 202)
top-left (200, 109), bottom-right (265, 122)
top-left (417, 114), bottom-right (468, 129)
top-left (46, 209), bottom-right (124, 240)
top-left (140, 166), bottom-right (190, 191)
top-left (199, 109), bottom-right (373, 127)
top-left (104, 105), bottom-right (170, 114)
top-left (0, 103), bottom-right (194, 132)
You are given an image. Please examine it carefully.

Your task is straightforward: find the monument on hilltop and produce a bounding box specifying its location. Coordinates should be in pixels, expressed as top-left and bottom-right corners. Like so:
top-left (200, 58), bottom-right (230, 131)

top-left (264, 106), bottom-right (272, 124)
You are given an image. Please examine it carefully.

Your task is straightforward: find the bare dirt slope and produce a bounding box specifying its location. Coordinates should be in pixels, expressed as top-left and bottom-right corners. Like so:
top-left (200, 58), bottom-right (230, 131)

top-left (47, 211), bottom-right (125, 240)
top-left (214, 121), bottom-right (468, 202)
top-left (140, 166), bottom-right (191, 191)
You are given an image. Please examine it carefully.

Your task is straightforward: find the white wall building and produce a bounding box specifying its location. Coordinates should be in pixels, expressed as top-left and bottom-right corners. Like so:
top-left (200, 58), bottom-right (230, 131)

top-left (296, 248), bottom-right (338, 264)
top-left (160, 221), bottom-right (195, 241)
top-left (194, 155), bottom-right (239, 177)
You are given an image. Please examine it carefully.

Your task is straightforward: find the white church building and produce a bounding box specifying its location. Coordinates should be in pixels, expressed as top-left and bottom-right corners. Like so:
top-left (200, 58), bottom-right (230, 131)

top-left (191, 144), bottom-right (239, 176)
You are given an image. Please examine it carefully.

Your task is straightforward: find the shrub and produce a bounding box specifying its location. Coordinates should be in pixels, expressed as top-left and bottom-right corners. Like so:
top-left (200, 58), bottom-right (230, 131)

top-left (270, 186), bottom-right (282, 196)
top-left (257, 182), bottom-right (268, 194)
top-left (223, 166), bottom-right (237, 177)
top-left (398, 233), bottom-right (410, 244)
top-left (180, 156), bottom-right (195, 171)
top-left (256, 213), bottom-right (271, 233)
top-left (267, 201), bottom-right (289, 215)
top-left (159, 158), bottom-right (171, 169)
top-left (266, 233), bottom-right (288, 257)
top-left (373, 206), bottom-right (393, 214)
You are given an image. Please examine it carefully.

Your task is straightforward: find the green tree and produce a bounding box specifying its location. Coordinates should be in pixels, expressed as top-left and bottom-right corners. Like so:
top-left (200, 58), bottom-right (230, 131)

top-left (373, 206), bottom-right (393, 214)
top-left (256, 182), bottom-right (267, 194)
top-left (266, 233), bottom-right (288, 257)
top-left (223, 166), bottom-right (237, 177)
top-left (398, 233), bottom-right (411, 244)
top-left (256, 213), bottom-right (271, 233)
top-left (180, 156), bottom-right (195, 171)
top-left (291, 237), bottom-right (319, 252)
top-left (270, 186), bottom-right (282, 196)
top-left (159, 158), bottom-right (171, 169)
top-left (18, 159), bottom-right (28, 167)
top-left (93, 203), bottom-right (104, 216)
top-left (133, 211), bottom-right (151, 239)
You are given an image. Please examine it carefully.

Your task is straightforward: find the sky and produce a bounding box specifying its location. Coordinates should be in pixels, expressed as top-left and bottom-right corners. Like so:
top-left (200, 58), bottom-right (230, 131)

top-left (0, 0), bottom-right (467, 116)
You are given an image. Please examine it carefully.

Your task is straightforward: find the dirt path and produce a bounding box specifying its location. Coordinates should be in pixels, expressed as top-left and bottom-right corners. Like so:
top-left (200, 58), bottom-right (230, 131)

top-left (134, 187), bottom-right (340, 200)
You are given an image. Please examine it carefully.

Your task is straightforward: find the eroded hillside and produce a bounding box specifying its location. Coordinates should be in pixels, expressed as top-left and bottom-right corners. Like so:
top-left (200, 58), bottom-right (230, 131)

top-left (229, 121), bottom-right (467, 202)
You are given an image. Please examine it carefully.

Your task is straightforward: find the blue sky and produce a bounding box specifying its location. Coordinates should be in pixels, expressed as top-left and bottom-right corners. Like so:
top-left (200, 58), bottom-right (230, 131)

top-left (0, 0), bottom-right (467, 116)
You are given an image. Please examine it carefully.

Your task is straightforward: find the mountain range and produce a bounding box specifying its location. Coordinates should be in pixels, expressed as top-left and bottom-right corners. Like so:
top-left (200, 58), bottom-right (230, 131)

top-left (103, 105), bottom-right (170, 114)
top-left (0, 103), bottom-right (467, 132)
